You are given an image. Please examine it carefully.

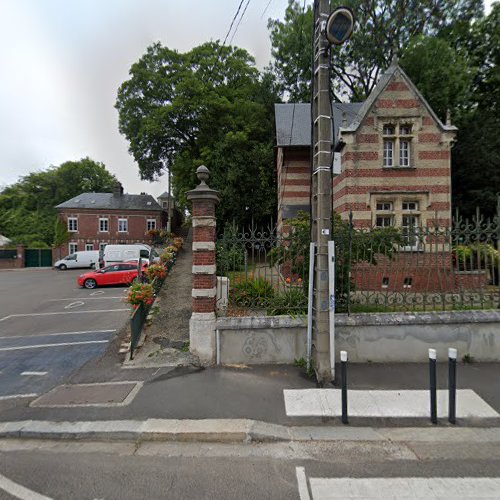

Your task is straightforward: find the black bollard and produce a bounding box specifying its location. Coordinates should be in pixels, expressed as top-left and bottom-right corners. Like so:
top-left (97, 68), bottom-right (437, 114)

top-left (429, 348), bottom-right (437, 424)
top-left (341, 350), bottom-right (348, 424)
top-left (448, 348), bottom-right (457, 424)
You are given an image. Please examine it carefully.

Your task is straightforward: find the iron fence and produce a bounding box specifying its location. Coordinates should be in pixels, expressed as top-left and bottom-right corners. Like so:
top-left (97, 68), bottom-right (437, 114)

top-left (216, 210), bottom-right (499, 316)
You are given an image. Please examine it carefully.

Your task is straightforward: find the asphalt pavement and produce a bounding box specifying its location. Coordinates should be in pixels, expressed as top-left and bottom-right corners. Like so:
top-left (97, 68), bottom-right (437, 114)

top-left (0, 268), bottom-right (130, 400)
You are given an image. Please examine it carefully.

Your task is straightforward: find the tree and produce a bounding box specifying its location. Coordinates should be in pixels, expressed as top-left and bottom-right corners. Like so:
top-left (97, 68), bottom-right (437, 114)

top-left (116, 42), bottom-right (278, 227)
top-left (268, 0), bottom-right (484, 101)
top-left (0, 158), bottom-right (117, 246)
top-left (400, 36), bottom-right (472, 122)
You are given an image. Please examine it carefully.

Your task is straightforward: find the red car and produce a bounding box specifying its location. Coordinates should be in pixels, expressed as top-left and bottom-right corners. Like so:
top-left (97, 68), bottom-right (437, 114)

top-left (77, 262), bottom-right (147, 289)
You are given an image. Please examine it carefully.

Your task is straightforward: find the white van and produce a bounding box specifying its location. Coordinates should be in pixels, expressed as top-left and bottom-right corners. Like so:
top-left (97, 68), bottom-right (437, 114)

top-left (54, 251), bottom-right (100, 270)
top-left (102, 244), bottom-right (158, 267)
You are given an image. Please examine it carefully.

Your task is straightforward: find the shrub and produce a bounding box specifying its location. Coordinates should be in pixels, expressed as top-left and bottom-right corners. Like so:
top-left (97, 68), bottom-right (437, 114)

top-left (125, 282), bottom-right (155, 307)
top-left (267, 288), bottom-right (308, 316)
top-left (230, 278), bottom-right (274, 308)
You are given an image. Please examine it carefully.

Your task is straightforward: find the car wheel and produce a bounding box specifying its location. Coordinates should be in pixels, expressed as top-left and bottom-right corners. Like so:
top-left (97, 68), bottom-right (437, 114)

top-left (59, 264), bottom-right (67, 270)
top-left (90, 263), bottom-right (96, 269)
top-left (84, 278), bottom-right (97, 289)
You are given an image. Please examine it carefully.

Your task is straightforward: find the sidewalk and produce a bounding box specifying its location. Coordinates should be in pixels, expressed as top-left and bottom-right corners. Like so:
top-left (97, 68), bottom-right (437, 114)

top-left (123, 231), bottom-right (200, 368)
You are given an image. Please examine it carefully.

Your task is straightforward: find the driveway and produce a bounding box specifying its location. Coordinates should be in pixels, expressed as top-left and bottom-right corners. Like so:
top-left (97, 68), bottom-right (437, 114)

top-left (0, 268), bottom-right (130, 399)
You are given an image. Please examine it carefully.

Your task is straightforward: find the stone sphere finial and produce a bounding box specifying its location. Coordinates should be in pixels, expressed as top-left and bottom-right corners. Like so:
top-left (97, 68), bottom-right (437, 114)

top-left (196, 165), bottom-right (210, 185)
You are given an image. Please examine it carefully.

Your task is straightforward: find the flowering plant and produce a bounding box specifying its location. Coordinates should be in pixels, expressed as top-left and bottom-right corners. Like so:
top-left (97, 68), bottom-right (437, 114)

top-left (160, 250), bottom-right (175, 264)
top-left (125, 282), bottom-right (155, 307)
top-left (165, 245), bottom-right (177, 254)
top-left (145, 263), bottom-right (167, 281)
top-left (173, 237), bottom-right (184, 249)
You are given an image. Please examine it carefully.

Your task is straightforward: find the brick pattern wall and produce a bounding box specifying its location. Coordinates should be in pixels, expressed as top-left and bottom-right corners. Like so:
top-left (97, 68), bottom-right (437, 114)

top-left (191, 198), bottom-right (218, 314)
top-left (56, 209), bottom-right (161, 255)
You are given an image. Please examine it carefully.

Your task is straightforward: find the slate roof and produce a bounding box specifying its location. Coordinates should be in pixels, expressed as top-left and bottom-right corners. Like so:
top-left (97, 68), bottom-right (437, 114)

top-left (275, 102), bottom-right (363, 147)
top-left (56, 193), bottom-right (162, 211)
top-left (275, 62), bottom-right (457, 149)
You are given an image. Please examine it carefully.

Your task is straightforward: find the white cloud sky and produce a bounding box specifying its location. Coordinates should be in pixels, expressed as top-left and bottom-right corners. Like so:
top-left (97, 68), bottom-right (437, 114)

top-left (0, 0), bottom-right (495, 199)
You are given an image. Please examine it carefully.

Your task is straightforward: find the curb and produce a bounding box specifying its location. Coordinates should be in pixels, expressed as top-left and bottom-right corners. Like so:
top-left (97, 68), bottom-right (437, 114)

top-left (1, 419), bottom-right (500, 444)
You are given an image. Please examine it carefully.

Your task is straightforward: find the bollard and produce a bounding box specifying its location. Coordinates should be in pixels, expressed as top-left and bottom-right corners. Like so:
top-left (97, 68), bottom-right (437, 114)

top-left (448, 348), bottom-right (457, 424)
top-left (429, 348), bottom-right (437, 424)
top-left (341, 350), bottom-right (348, 424)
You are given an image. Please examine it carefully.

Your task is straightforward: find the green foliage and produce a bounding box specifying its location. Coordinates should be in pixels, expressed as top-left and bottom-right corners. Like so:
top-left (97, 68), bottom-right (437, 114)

top-left (216, 225), bottom-right (246, 274)
top-left (268, 0), bottom-right (483, 101)
top-left (116, 41), bottom-right (278, 228)
top-left (267, 288), bottom-right (308, 316)
top-left (53, 217), bottom-right (70, 248)
top-left (0, 158), bottom-right (117, 246)
top-left (401, 36), bottom-right (472, 122)
top-left (230, 278), bottom-right (275, 308)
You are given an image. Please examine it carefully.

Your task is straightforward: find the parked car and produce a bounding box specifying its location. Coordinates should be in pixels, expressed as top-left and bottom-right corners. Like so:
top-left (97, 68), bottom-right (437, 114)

top-left (101, 244), bottom-right (159, 267)
top-left (54, 251), bottom-right (100, 270)
top-left (77, 262), bottom-right (148, 289)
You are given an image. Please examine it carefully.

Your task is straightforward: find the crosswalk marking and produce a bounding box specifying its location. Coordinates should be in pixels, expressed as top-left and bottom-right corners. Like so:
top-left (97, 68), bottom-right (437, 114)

top-left (284, 389), bottom-right (499, 418)
top-left (307, 477), bottom-right (500, 499)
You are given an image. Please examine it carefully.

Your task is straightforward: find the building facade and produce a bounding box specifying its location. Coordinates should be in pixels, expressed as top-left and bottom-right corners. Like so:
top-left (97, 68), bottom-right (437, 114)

top-left (275, 61), bottom-right (456, 233)
top-left (275, 61), bottom-right (464, 293)
top-left (55, 184), bottom-right (163, 258)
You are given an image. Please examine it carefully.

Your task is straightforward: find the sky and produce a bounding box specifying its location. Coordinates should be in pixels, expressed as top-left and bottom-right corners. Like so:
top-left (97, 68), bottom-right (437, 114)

top-left (0, 0), bottom-right (495, 200)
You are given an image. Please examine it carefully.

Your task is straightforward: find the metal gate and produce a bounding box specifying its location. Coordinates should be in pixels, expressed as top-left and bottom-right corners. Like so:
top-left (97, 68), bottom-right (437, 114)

top-left (25, 249), bottom-right (52, 267)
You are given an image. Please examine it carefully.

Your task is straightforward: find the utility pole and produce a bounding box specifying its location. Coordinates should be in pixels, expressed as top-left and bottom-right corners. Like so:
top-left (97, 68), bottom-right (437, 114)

top-left (311, 2), bottom-right (354, 384)
top-left (311, 0), bottom-right (333, 383)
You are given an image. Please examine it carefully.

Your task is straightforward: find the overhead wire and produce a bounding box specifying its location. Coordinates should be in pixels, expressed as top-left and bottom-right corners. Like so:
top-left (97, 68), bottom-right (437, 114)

top-left (223, 0), bottom-right (246, 46)
top-left (229, 0), bottom-right (252, 45)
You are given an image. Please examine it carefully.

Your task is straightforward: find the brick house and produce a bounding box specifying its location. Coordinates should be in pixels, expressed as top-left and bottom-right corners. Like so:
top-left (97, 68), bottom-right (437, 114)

top-left (275, 59), bottom-right (456, 231)
top-left (55, 183), bottom-right (163, 258)
top-left (275, 60), bottom-right (463, 293)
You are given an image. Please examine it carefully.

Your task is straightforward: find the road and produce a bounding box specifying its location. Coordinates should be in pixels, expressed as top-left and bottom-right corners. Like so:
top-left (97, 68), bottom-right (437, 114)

top-left (0, 438), bottom-right (499, 499)
top-left (0, 269), bottom-right (130, 400)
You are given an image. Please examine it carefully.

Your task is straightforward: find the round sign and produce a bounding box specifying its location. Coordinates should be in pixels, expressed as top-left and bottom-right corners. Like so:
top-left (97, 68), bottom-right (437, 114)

top-left (325, 7), bottom-right (355, 45)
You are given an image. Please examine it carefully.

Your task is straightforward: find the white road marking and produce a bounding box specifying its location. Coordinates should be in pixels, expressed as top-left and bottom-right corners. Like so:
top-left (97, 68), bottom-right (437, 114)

top-left (0, 309), bottom-right (129, 322)
top-left (47, 297), bottom-right (123, 301)
top-left (90, 291), bottom-right (105, 296)
top-left (20, 371), bottom-right (47, 376)
top-left (0, 393), bottom-right (38, 400)
top-left (64, 301), bottom-right (85, 309)
top-left (284, 389), bottom-right (499, 418)
top-left (0, 340), bottom-right (109, 352)
top-left (0, 472), bottom-right (52, 500)
top-left (0, 329), bottom-right (116, 340)
top-left (307, 477), bottom-right (500, 499)
top-left (296, 467), bottom-right (311, 500)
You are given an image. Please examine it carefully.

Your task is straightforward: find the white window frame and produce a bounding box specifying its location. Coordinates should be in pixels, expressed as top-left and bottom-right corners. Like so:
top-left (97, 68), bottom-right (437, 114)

top-left (118, 218), bottom-right (128, 233)
top-left (99, 218), bottom-right (109, 232)
top-left (402, 201), bottom-right (419, 211)
top-left (99, 242), bottom-right (107, 252)
top-left (382, 123), bottom-right (413, 168)
top-left (85, 243), bottom-right (94, 251)
top-left (376, 202), bottom-right (393, 211)
top-left (401, 214), bottom-right (421, 250)
top-left (68, 242), bottom-right (78, 254)
top-left (67, 217), bottom-right (78, 232)
top-left (375, 215), bottom-right (394, 228)
top-left (146, 219), bottom-right (157, 231)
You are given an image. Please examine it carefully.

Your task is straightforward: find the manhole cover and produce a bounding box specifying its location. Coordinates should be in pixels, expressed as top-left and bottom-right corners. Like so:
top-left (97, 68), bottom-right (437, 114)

top-left (31, 382), bottom-right (142, 407)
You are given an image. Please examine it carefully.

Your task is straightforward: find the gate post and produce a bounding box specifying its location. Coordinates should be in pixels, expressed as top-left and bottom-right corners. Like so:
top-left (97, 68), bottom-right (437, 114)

top-left (186, 166), bottom-right (220, 364)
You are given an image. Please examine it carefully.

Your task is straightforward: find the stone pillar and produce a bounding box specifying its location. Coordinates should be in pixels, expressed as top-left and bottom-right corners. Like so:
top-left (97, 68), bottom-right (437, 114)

top-left (186, 165), bottom-right (220, 364)
top-left (16, 244), bottom-right (25, 268)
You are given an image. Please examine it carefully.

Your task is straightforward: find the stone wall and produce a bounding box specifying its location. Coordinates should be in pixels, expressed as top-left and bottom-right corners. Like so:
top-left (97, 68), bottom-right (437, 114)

top-left (215, 310), bottom-right (500, 365)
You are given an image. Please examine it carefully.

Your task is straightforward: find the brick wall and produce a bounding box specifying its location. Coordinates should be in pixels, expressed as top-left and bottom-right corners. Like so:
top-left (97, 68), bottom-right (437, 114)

top-left (56, 209), bottom-right (162, 254)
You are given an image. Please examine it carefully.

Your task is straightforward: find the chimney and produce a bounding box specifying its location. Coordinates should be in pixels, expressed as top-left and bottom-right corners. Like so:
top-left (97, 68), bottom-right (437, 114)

top-left (113, 182), bottom-right (123, 196)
